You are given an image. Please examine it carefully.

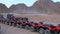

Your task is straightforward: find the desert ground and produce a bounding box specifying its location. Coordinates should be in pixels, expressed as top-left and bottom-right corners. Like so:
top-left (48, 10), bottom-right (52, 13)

top-left (1, 13), bottom-right (60, 25)
top-left (0, 23), bottom-right (39, 34)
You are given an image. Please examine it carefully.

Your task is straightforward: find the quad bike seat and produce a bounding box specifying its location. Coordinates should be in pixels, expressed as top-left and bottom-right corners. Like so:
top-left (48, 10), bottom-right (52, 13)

top-left (44, 24), bottom-right (56, 28)
top-left (39, 22), bottom-right (43, 24)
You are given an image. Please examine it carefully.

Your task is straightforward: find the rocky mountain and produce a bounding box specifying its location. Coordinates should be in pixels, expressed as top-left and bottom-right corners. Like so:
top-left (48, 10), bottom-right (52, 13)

top-left (0, 3), bottom-right (8, 13)
top-left (0, 0), bottom-right (60, 14)
top-left (9, 0), bottom-right (60, 14)
top-left (32, 0), bottom-right (55, 14)
top-left (9, 3), bottom-right (27, 14)
top-left (54, 2), bottom-right (60, 14)
top-left (9, 3), bottom-right (40, 14)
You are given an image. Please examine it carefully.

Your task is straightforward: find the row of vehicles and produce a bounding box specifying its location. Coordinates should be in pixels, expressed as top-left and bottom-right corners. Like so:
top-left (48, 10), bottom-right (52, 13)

top-left (0, 14), bottom-right (60, 34)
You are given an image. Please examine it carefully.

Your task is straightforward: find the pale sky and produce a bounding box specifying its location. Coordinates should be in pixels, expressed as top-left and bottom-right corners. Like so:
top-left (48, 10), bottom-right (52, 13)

top-left (0, 0), bottom-right (60, 8)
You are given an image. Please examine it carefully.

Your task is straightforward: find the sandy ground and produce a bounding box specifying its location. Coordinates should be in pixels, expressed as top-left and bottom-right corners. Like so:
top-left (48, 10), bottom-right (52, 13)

top-left (1, 13), bottom-right (60, 24)
top-left (0, 23), bottom-right (39, 34)
top-left (1, 13), bottom-right (60, 25)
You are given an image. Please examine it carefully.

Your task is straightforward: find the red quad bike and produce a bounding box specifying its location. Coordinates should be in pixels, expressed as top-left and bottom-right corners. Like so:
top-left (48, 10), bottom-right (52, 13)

top-left (43, 24), bottom-right (55, 34)
top-left (12, 17), bottom-right (21, 27)
top-left (7, 19), bottom-right (14, 26)
top-left (19, 21), bottom-right (33, 30)
top-left (28, 22), bottom-right (46, 34)
top-left (4, 18), bottom-right (14, 26)
top-left (12, 17), bottom-right (24, 27)
top-left (54, 24), bottom-right (60, 34)
top-left (44, 24), bottom-right (60, 34)
top-left (13, 17), bottom-right (29, 29)
top-left (6, 14), bottom-right (15, 26)
top-left (19, 20), bottom-right (29, 29)
top-left (3, 18), bottom-right (8, 24)
top-left (19, 17), bottom-right (29, 29)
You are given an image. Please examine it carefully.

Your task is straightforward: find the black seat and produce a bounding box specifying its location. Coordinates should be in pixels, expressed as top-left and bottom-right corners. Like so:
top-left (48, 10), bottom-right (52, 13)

top-left (49, 24), bottom-right (56, 28)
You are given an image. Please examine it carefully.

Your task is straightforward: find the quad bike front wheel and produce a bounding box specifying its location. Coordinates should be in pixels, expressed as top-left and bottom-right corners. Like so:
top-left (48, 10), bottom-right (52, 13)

top-left (16, 24), bottom-right (20, 28)
top-left (29, 26), bottom-right (35, 32)
top-left (39, 28), bottom-right (45, 34)
top-left (5, 22), bottom-right (9, 25)
top-left (57, 31), bottom-right (60, 34)
top-left (9, 23), bottom-right (11, 26)
top-left (25, 25), bottom-right (30, 30)
top-left (44, 29), bottom-right (51, 34)
top-left (5, 22), bottom-right (7, 25)
top-left (58, 32), bottom-right (60, 34)
top-left (12, 23), bottom-right (17, 27)
top-left (20, 24), bottom-right (23, 28)
top-left (9, 22), bottom-right (13, 26)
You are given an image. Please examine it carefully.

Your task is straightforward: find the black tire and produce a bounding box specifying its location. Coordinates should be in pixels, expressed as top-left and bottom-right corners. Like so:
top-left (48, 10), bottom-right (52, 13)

top-left (57, 31), bottom-right (60, 34)
top-left (5, 22), bottom-right (7, 25)
top-left (12, 23), bottom-right (14, 27)
top-left (39, 28), bottom-right (44, 34)
top-left (12, 23), bottom-right (16, 27)
top-left (7, 22), bottom-right (9, 25)
top-left (5, 22), bottom-right (9, 25)
top-left (25, 25), bottom-right (30, 30)
top-left (44, 29), bottom-right (51, 34)
top-left (9, 23), bottom-right (11, 26)
top-left (29, 26), bottom-right (35, 32)
top-left (16, 24), bottom-right (20, 28)
top-left (20, 24), bottom-right (23, 28)
top-left (6, 22), bottom-right (8, 25)
top-left (9, 23), bottom-right (12, 26)
top-left (58, 32), bottom-right (60, 34)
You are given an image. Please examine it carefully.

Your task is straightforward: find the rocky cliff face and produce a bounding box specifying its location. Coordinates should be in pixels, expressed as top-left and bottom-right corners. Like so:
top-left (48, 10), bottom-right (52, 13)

top-left (0, 3), bottom-right (8, 13)
top-left (0, 0), bottom-right (60, 14)
top-left (9, 3), bottom-right (27, 13)
top-left (9, 0), bottom-right (60, 14)
top-left (54, 2), bottom-right (60, 14)
top-left (32, 0), bottom-right (58, 14)
top-left (9, 3), bottom-right (40, 14)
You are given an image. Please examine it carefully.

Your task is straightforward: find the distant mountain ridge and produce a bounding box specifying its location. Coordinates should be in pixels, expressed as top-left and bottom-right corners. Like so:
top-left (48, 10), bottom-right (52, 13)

top-left (0, 3), bottom-right (8, 13)
top-left (0, 0), bottom-right (60, 14)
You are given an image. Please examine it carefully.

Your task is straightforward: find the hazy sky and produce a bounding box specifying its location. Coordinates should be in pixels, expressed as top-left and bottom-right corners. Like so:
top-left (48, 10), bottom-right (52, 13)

top-left (0, 0), bottom-right (60, 8)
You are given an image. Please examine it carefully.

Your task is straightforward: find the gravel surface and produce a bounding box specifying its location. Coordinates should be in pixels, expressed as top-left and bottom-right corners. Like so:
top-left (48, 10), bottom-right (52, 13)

top-left (0, 23), bottom-right (39, 34)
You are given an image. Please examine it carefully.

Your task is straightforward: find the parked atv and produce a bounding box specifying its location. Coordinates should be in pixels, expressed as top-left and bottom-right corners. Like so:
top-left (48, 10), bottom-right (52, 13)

top-left (14, 17), bottom-right (29, 28)
top-left (55, 24), bottom-right (60, 34)
top-left (6, 14), bottom-right (15, 26)
top-left (29, 22), bottom-right (45, 34)
top-left (44, 24), bottom-right (60, 34)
